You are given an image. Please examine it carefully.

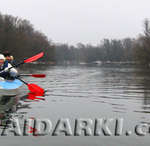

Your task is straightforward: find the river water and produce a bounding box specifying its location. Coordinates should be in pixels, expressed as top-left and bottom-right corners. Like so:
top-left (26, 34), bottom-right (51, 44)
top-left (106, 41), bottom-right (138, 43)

top-left (1, 65), bottom-right (150, 145)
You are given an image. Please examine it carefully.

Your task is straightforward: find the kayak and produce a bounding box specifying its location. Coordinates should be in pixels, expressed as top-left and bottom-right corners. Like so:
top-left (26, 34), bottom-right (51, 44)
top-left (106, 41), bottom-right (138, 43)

top-left (0, 78), bottom-right (23, 96)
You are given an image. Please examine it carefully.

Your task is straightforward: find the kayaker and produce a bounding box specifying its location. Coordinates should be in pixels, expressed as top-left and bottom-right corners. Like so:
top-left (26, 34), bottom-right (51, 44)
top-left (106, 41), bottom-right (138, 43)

top-left (3, 51), bottom-right (16, 66)
top-left (0, 54), bottom-right (18, 80)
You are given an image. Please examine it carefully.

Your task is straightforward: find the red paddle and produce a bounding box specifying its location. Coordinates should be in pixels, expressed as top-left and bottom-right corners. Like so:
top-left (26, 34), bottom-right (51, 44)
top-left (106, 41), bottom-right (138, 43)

top-left (18, 77), bottom-right (45, 96)
top-left (27, 92), bottom-right (45, 101)
top-left (24, 52), bottom-right (44, 63)
top-left (28, 83), bottom-right (45, 96)
top-left (0, 52), bottom-right (45, 75)
top-left (3, 52), bottom-right (45, 71)
top-left (20, 74), bottom-right (46, 78)
top-left (17, 52), bottom-right (45, 94)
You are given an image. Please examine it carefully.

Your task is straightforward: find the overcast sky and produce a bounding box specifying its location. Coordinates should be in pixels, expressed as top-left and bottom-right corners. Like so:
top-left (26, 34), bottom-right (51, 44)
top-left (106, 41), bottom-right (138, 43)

top-left (0, 0), bottom-right (149, 45)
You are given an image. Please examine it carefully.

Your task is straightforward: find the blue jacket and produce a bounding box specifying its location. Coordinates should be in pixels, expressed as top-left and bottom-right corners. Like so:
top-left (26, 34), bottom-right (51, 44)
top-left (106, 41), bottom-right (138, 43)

top-left (0, 61), bottom-right (11, 79)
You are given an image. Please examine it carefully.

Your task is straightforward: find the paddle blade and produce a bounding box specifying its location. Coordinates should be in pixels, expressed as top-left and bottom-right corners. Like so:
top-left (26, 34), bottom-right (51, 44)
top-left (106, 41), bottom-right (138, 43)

top-left (31, 74), bottom-right (46, 78)
top-left (27, 93), bottom-right (45, 101)
top-left (24, 52), bottom-right (44, 63)
top-left (27, 83), bottom-right (45, 96)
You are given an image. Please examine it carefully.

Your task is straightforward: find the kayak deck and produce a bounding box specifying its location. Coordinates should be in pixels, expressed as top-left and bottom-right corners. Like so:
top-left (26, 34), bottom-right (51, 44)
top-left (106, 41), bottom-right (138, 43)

top-left (0, 79), bottom-right (23, 96)
top-left (0, 79), bottom-right (23, 90)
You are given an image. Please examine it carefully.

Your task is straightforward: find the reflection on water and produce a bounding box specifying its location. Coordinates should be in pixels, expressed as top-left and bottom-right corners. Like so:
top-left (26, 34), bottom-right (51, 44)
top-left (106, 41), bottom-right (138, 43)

top-left (0, 95), bottom-right (44, 128)
top-left (0, 96), bottom-right (20, 128)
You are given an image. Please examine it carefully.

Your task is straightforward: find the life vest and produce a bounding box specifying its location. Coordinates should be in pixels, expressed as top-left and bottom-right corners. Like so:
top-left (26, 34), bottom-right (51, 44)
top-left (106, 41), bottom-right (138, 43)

top-left (0, 61), bottom-right (11, 79)
top-left (0, 61), bottom-right (9, 70)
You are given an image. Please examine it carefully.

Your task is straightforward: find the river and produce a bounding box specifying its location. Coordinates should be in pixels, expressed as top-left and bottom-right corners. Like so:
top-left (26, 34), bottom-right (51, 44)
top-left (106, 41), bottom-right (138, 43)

top-left (1, 65), bottom-right (150, 145)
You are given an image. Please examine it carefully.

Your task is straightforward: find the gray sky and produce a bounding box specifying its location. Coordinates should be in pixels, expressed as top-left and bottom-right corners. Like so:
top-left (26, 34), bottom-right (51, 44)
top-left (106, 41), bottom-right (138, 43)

top-left (0, 0), bottom-right (149, 45)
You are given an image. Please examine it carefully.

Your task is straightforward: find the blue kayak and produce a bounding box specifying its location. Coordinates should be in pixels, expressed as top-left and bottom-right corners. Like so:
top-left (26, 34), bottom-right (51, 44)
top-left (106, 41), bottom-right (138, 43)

top-left (0, 79), bottom-right (23, 96)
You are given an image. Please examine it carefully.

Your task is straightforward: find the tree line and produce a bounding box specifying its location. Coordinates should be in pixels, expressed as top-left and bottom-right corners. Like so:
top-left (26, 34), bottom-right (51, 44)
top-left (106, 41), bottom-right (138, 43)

top-left (0, 13), bottom-right (55, 62)
top-left (54, 19), bottom-right (150, 66)
top-left (54, 38), bottom-right (134, 64)
top-left (0, 12), bottom-right (150, 66)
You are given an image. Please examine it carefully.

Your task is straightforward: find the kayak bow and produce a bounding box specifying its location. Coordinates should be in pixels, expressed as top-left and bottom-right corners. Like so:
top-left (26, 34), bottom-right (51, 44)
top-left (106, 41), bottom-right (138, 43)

top-left (0, 78), bottom-right (23, 96)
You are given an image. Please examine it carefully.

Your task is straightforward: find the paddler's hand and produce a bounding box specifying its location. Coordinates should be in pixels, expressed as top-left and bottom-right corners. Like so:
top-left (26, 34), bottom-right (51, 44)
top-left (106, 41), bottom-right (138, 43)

top-left (4, 67), bottom-right (10, 72)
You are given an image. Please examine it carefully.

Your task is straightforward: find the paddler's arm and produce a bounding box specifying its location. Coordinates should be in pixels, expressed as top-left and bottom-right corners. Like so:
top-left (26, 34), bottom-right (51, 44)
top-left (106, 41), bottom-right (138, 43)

top-left (5, 63), bottom-right (18, 77)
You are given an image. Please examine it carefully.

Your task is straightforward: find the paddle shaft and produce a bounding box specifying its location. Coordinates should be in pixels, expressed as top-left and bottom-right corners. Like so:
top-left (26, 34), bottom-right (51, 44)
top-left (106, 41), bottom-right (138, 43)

top-left (17, 77), bottom-right (28, 85)
top-left (16, 77), bottom-right (45, 95)
top-left (20, 74), bottom-right (46, 78)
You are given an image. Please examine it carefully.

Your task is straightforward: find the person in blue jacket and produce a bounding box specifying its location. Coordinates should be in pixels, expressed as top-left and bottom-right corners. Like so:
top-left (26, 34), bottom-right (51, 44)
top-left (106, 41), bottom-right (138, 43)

top-left (0, 54), bottom-right (18, 80)
top-left (3, 51), bottom-right (16, 66)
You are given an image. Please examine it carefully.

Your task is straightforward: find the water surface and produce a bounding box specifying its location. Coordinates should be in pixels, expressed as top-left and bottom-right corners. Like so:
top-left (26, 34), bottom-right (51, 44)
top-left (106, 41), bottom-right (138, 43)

top-left (1, 65), bottom-right (150, 145)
